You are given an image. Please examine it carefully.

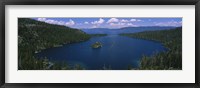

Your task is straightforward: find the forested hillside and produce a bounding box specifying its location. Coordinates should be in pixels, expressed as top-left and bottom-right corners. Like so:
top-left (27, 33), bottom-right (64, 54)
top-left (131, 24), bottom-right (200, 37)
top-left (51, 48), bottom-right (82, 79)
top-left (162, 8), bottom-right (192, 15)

top-left (18, 18), bottom-right (90, 70)
top-left (121, 27), bottom-right (182, 70)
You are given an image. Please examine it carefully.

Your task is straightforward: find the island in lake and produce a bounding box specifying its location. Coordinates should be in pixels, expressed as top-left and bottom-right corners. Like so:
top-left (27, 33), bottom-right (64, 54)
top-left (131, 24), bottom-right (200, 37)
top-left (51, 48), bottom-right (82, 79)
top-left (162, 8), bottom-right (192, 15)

top-left (18, 17), bottom-right (182, 70)
top-left (91, 42), bottom-right (102, 48)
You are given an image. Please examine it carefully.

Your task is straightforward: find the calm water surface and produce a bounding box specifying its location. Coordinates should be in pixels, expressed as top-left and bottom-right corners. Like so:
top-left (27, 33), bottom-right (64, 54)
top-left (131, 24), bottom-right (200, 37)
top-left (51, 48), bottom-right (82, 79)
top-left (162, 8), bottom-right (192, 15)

top-left (35, 35), bottom-right (167, 70)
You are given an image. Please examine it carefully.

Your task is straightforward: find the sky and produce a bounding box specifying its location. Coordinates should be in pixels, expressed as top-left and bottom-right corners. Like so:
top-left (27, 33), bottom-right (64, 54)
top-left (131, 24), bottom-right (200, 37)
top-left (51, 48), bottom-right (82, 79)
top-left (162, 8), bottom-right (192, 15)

top-left (32, 17), bottom-right (182, 29)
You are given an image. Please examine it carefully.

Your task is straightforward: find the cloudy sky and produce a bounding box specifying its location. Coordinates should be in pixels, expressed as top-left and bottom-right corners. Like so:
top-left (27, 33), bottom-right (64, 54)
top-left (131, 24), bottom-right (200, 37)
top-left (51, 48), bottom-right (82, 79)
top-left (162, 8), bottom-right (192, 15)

top-left (33, 17), bottom-right (182, 29)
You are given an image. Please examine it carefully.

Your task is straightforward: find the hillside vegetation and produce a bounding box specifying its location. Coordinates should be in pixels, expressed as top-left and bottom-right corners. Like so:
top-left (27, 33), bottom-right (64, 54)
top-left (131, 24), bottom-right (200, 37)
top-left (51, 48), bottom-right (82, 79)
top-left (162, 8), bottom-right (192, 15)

top-left (18, 18), bottom-right (90, 70)
top-left (121, 27), bottom-right (182, 70)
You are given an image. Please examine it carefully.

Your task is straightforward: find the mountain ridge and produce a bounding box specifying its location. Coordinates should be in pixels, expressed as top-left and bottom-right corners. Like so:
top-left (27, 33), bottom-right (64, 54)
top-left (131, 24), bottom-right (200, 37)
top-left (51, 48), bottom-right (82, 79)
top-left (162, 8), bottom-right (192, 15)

top-left (80, 26), bottom-right (179, 34)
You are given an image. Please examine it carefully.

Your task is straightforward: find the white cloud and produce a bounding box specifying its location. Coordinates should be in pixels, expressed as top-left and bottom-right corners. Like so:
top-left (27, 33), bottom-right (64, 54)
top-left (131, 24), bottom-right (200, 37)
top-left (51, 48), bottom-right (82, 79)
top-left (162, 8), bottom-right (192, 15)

top-left (109, 23), bottom-right (116, 26)
top-left (107, 18), bottom-right (119, 23)
top-left (130, 19), bottom-right (142, 22)
top-left (45, 19), bottom-right (66, 25)
top-left (89, 18), bottom-right (105, 28)
top-left (109, 22), bottom-right (125, 26)
top-left (120, 19), bottom-right (129, 22)
top-left (57, 21), bottom-right (65, 25)
top-left (37, 18), bottom-right (75, 26)
top-left (127, 23), bottom-right (133, 26)
top-left (76, 23), bottom-right (82, 25)
top-left (130, 19), bottom-right (136, 22)
top-left (84, 21), bottom-right (89, 24)
top-left (109, 23), bottom-right (121, 28)
top-left (37, 18), bottom-right (46, 21)
top-left (127, 23), bottom-right (138, 27)
top-left (65, 19), bottom-right (75, 26)
top-left (154, 20), bottom-right (182, 27)
top-left (98, 18), bottom-right (105, 24)
top-left (107, 18), bottom-right (140, 28)
top-left (109, 22), bottom-right (137, 28)
top-left (45, 19), bottom-right (58, 24)
top-left (91, 18), bottom-right (105, 25)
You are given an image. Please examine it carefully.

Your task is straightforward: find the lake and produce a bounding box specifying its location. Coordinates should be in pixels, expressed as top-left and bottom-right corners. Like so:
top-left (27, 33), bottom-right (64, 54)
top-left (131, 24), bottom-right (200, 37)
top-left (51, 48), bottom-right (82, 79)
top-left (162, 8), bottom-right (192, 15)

top-left (35, 35), bottom-right (167, 70)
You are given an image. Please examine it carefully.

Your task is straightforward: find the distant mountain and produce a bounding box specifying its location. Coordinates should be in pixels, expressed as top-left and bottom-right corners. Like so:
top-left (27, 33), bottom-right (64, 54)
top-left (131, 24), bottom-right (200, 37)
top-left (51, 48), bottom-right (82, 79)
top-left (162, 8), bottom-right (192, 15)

top-left (119, 26), bottom-right (175, 30)
top-left (84, 28), bottom-right (113, 30)
top-left (80, 26), bottom-right (177, 34)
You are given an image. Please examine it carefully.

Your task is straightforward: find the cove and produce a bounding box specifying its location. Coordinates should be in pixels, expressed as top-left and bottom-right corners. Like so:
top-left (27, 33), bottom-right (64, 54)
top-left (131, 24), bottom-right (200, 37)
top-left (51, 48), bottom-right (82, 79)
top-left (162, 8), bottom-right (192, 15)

top-left (35, 35), bottom-right (167, 70)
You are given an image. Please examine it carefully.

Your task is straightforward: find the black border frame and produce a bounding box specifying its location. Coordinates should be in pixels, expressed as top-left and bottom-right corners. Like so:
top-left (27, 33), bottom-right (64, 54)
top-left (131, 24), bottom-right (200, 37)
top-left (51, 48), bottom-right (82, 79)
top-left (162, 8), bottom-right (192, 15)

top-left (0, 0), bottom-right (200, 88)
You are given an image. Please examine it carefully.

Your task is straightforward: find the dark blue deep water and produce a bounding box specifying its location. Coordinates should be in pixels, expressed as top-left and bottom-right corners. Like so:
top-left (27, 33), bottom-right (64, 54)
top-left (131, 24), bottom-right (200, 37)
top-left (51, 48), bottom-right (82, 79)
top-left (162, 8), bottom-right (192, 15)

top-left (35, 35), bottom-right (167, 70)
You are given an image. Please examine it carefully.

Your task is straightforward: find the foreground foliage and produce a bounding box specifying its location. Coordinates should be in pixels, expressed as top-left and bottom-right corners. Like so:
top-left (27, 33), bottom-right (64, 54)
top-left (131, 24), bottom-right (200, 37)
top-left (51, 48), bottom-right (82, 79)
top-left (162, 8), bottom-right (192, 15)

top-left (121, 27), bottom-right (182, 70)
top-left (18, 18), bottom-right (90, 70)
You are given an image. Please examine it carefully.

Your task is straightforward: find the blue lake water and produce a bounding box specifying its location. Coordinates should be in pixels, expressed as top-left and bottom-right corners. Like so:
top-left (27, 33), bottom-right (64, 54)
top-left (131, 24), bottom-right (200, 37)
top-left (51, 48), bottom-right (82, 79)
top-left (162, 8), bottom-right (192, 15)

top-left (35, 35), bottom-right (167, 70)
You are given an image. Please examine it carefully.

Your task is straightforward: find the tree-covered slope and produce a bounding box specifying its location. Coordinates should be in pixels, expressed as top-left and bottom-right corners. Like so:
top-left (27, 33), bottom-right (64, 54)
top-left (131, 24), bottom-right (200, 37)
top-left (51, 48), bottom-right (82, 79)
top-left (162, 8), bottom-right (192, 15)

top-left (121, 27), bottom-right (182, 70)
top-left (18, 18), bottom-right (90, 70)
